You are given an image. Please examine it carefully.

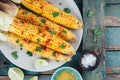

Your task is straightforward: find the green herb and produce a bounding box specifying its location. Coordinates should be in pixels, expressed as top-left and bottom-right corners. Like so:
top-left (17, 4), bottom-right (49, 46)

top-left (25, 11), bottom-right (29, 15)
top-left (16, 39), bottom-right (19, 43)
top-left (87, 10), bottom-right (95, 17)
top-left (26, 51), bottom-right (33, 57)
top-left (25, 28), bottom-right (28, 31)
top-left (35, 46), bottom-right (42, 52)
top-left (64, 8), bottom-right (71, 13)
top-left (49, 30), bottom-right (55, 35)
top-left (36, 38), bottom-right (41, 43)
top-left (56, 60), bottom-right (60, 62)
top-left (62, 29), bottom-right (67, 34)
top-left (94, 28), bottom-right (102, 36)
top-left (37, 14), bottom-right (41, 17)
top-left (52, 11), bottom-right (59, 18)
top-left (11, 51), bottom-right (18, 59)
top-left (60, 44), bottom-right (66, 49)
top-left (20, 44), bottom-right (23, 50)
top-left (59, 3), bottom-right (62, 5)
top-left (41, 19), bottom-right (46, 23)
top-left (52, 52), bottom-right (56, 56)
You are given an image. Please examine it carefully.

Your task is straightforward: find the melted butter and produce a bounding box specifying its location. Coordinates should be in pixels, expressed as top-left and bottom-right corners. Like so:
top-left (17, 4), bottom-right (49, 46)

top-left (56, 71), bottom-right (76, 80)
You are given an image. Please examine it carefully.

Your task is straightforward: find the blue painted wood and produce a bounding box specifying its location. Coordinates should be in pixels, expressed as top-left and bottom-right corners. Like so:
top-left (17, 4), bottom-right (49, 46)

top-left (105, 5), bottom-right (120, 17)
top-left (106, 51), bottom-right (120, 67)
top-left (106, 27), bottom-right (120, 46)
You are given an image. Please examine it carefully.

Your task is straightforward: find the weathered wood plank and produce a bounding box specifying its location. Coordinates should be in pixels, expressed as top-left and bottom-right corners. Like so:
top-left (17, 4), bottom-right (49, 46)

top-left (105, 5), bottom-right (120, 17)
top-left (106, 51), bottom-right (120, 67)
top-left (106, 46), bottom-right (120, 50)
top-left (105, 16), bottom-right (120, 26)
top-left (106, 27), bottom-right (120, 46)
top-left (106, 67), bottom-right (120, 75)
top-left (106, 75), bottom-right (120, 80)
top-left (106, 0), bottom-right (120, 4)
top-left (0, 75), bottom-right (51, 80)
top-left (83, 0), bottom-right (105, 80)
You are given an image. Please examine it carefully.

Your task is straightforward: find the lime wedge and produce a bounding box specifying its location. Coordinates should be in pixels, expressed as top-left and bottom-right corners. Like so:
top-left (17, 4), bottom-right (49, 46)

top-left (30, 76), bottom-right (38, 80)
top-left (8, 67), bottom-right (24, 80)
top-left (35, 59), bottom-right (48, 69)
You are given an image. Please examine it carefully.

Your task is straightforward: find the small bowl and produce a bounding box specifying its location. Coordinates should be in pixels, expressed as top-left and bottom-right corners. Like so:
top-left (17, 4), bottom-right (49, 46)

top-left (79, 51), bottom-right (99, 71)
top-left (51, 67), bottom-right (83, 80)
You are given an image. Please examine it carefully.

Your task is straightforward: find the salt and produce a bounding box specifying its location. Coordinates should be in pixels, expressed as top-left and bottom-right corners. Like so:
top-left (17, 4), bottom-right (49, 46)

top-left (81, 53), bottom-right (97, 68)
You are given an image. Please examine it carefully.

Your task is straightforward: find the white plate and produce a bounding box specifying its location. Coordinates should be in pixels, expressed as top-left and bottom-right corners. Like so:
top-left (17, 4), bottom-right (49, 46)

top-left (0, 0), bottom-right (83, 72)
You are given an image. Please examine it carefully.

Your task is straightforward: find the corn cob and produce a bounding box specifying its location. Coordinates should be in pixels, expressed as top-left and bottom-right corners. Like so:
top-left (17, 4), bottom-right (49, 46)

top-left (16, 8), bottom-right (77, 41)
top-left (11, 0), bottom-right (83, 29)
top-left (0, 11), bottom-right (75, 55)
top-left (0, 31), bottom-right (71, 61)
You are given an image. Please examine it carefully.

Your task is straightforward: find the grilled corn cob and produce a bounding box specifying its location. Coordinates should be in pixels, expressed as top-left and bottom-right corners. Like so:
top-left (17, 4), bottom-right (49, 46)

top-left (0, 11), bottom-right (75, 55)
top-left (12, 0), bottom-right (83, 29)
top-left (16, 8), bottom-right (77, 41)
top-left (0, 31), bottom-right (71, 61)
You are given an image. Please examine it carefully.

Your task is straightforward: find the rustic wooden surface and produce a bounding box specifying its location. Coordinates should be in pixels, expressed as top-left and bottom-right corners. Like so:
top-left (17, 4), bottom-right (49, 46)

top-left (105, 0), bottom-right (120, 80)
top-left (0, 0), bottom-right (83, 80)
top-left (82, 0), bottom-right (106, 80)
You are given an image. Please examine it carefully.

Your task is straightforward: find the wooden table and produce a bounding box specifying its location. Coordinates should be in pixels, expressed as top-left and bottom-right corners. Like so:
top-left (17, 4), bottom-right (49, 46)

top-left (1, 0), bottom-right (120, 80)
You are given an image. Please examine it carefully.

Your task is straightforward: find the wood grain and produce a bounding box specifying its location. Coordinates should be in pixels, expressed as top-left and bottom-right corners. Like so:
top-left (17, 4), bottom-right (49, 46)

top-left (82, 0), bottom-right (105, 80)
top-left (106, 75), bottom-right (120, 80)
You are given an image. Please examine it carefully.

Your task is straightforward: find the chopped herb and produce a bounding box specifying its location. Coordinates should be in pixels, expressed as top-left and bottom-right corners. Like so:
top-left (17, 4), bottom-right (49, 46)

top-left (11, 51), bottom-right (18, 59)
top-left (25, 28), bottom-right (28, 31)
top-left (52, 52), bottom-right (56, 56)
top-left (37, 14), bottom-right (41, 17)
top-left (94, 28), bottom-right (102, 36)
top-left (62, 29), bottom-right (67, 34)
top-left (20, 44), bottom-right (23, 50)
top-left (49, 30), bottom-right (55, 35)
top-left (77, 22), bottom-right (79, 24)
top-left (16, 39), bottom-right (19, 43)
top-left (64, 8), bottom-right (71, 13)
top-left (35, 46), bottom-right (42, 52)
top-left (25, 11), bottom-right (29, 15)
top-left (60, 44), bottom-right (66, 49)
top-left (87, 10), bottom-right (95, 17)
top-left (52, 11), bottom-right (59, 18)
top-left (59, 3), bottom-right (62, 5)
top-left (56, 60), bottom-right (60, 62)
top-left (26, 51), bottom-right (33, 57)
top-left (41, 19), bottom-right (46, 23)
top-left (37, 38), bottom-right (41, 43)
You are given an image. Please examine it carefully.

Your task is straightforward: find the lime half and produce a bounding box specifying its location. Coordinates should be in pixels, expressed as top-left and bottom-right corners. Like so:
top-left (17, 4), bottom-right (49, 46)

top-left (35, 59), bottom-right (48, 69)
top-left (8, 67), bottom-right (24, 80)
top-left (30, 76), bottom-right (38, 80)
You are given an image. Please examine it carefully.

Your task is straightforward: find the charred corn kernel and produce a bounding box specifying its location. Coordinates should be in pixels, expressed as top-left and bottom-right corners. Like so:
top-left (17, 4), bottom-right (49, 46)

top-left (8, 18), bottom-right (75, 55)
top-left (21, 0), bottom-right (83, 29)
top-left (6, 32), bottom-right (71, 62)
top-left (16, 8), bottom-right (77, 41)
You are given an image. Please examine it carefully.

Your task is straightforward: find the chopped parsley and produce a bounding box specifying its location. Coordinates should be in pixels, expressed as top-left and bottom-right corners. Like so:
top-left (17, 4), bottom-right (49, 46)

top-left (59, 3), bottom-right (62, 5)
top-left (37, 14), bottom-right (41, 17)
top-left (36, 38), bottom-right (41, 43)
top-left (94, 28), bottom-right (102, 36)
top-left (49, 30), bottom-right (56, 35)
top-left (16, 39), bottom-right (19, 43)
top-left (41, 19), bottom-right (46, 23)
top-left (52, 52), bottom-right (56, 56)
top-left (64, 8), bottom-right (71, 13)
top-left (52, 11), bottom-right (59, 18)
top-left (11, 51), bottom-right (18, 59)
top-left (20, 44), bottom-right (23, 50)
top-left (60, 44), bottom-right (66, 49)
top-left (87, 10), bottom-right (95, 17)
top-left (35, 46), bottom-right (42, 52)
top-left (62, 29), bottom-right (67, 34)
top-left (26, 51), bottom-right (33, 57)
